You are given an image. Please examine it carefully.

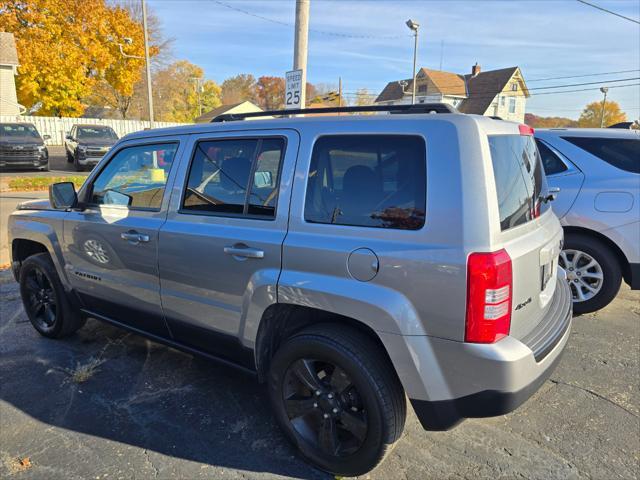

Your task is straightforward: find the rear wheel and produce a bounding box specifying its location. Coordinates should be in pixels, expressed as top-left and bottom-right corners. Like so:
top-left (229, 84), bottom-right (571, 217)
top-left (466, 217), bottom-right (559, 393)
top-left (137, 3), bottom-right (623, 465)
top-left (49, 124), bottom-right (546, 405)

top-left (268, 324), bottom-right (406, 476)
top-left (559, 234), bottom-right (622, 314)
top-left (19, 253), bottom-right (85, 338)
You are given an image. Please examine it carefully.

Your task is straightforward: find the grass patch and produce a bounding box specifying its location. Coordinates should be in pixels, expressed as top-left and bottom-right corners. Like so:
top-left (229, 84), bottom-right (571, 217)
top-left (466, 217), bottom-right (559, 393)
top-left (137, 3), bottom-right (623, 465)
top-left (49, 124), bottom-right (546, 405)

top-left (7, 176), bottom-right (86, 192)
top-left (65, 357), bottom-right (105, 384)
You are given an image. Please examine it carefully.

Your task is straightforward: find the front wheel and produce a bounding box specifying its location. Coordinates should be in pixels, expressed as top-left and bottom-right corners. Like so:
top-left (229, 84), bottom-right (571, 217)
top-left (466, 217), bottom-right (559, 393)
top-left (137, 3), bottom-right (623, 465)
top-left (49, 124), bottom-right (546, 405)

top-left (19, 253), bottom-right (85, 338)
top-left (268, 324), bottom-right (406, 476)
top-left (559, 234), bottom-right (622, 314)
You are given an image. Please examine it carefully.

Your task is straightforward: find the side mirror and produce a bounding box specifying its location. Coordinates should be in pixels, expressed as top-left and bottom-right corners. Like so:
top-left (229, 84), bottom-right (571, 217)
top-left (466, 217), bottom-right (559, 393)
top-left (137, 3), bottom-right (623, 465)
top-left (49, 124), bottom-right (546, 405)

top-left (43, 134), bottom-right (51, 141)
top-left (65, 134), bottom-right (72, 140)
top-left (49, 182), bottom-right (78, 209)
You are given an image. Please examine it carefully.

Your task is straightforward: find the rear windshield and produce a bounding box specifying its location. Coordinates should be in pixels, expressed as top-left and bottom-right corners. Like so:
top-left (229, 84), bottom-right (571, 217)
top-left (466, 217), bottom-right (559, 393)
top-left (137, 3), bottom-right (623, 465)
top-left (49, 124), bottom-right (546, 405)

top-left (562, 136), bottom-right (639, 174)
top-left (77, 126), bottom-right (118, 140)
top-left (0, 123), bottom-right (41, 139)
top-left (489, 135), bottom-right (548, 231)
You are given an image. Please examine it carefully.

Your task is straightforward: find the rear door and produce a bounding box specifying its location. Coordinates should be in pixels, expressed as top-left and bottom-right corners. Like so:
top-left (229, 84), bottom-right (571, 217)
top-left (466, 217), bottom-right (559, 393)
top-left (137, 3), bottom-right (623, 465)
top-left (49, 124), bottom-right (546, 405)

top-left (535, 137), bottom-right (584, 218)
top-left (488, 132), bottom-right (564, 341)
top-left (158, 129), bottom-right (299, 365)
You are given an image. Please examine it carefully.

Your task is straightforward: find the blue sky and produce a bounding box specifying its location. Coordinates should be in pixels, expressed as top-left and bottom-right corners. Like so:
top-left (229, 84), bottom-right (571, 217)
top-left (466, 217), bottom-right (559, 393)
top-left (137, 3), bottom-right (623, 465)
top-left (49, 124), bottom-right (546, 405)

top-left (150, 0), bottom-right (640, 119)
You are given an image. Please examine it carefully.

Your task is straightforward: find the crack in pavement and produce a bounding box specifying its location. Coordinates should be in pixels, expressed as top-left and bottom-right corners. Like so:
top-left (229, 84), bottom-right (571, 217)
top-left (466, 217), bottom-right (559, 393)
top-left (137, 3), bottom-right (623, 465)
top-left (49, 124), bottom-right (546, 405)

top-left (143, 449), bottom-right (159, 478)
top-left (549, 379), bottom-right (639, 419)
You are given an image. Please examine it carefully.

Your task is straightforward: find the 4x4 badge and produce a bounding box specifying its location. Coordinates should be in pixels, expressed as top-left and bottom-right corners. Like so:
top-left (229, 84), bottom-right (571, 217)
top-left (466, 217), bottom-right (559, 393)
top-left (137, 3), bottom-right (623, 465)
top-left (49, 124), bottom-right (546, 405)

top-left (515, 297), bottom-right (532, 311)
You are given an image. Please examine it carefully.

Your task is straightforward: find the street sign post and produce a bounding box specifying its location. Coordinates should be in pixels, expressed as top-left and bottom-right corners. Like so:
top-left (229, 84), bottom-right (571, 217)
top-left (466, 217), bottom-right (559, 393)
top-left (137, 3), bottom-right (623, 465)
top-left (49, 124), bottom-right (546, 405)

top-left (285, 69), bottom-right (303, 110)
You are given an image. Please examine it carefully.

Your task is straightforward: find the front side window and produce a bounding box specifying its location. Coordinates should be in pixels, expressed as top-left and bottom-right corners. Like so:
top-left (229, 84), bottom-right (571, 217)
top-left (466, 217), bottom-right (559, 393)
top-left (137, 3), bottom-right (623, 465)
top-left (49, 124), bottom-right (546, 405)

top-left (305, 135), bottom-right (426, 230)
top-left (182, 137), bottom-right (285, 218)
top-left (562, 136), bottom-right (639, 174)
top-left (535, 139), bottom-right (568, 176)
top-left (90, 143), bottom-right (177, 210)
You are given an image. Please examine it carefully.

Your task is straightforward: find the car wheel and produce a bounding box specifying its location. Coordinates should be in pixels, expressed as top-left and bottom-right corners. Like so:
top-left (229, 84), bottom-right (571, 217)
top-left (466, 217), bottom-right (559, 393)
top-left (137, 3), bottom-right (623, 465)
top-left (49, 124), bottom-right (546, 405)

top-left (268, 324), bottom-right (406, 476)
top-left (559, 234), bottom-right (622, 314)
top-left (73, 152), bottom-right (83, 172)
top-left (19, 253), bottom-right (85, 338)
top-left (66, 150), bottom-right (74, 163)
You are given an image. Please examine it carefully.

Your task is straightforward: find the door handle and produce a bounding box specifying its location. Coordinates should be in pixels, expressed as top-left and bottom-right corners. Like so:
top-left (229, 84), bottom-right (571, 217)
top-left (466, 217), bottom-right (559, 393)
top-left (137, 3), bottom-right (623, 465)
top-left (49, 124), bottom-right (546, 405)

top-left (120, 230), bottom-right (150, 244)
top-left (224, 245), bottom-right (264, 259)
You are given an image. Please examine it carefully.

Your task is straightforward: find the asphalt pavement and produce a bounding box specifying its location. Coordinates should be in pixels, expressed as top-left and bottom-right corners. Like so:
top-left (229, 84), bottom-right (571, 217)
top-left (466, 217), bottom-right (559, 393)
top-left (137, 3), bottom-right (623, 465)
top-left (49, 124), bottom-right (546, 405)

top-left (0, 267), bottom-right (638, 479)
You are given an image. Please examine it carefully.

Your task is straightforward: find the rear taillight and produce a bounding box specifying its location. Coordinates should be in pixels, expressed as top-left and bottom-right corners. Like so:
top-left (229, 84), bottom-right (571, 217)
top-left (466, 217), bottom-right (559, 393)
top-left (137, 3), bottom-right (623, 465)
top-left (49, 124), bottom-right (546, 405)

top-left (465, 249), bottom-right (512, 343)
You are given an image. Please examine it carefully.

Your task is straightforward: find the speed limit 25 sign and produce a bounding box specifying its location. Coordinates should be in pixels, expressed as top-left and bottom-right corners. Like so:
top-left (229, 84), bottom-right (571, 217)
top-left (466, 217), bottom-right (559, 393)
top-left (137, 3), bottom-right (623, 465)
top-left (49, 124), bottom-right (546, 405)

top-left (285, 69), bottom-right (303, 110)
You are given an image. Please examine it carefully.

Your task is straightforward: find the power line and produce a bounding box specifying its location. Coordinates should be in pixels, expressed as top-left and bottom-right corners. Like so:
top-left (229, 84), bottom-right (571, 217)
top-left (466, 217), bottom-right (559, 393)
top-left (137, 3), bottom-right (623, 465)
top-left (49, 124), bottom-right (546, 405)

top-left (212, 0), bottom-right (408, 39)
top-left (526, 69), bottom-right (640, 83)
top-left (576, 0), bottom-right (640, 24)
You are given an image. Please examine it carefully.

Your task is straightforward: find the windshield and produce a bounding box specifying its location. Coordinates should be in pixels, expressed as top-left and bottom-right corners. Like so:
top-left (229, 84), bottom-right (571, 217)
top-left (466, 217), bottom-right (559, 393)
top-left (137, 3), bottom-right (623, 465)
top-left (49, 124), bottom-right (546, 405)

top-left (77, 127), bottom-right (118, 141)
top-left (0, 124), bottom-right (41, 140)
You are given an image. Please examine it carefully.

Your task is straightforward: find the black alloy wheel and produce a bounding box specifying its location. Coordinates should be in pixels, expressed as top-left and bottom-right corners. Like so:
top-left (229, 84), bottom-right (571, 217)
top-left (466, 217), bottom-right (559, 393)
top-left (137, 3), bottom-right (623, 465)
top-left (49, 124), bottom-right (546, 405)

top-left (23, 265), bottom-right (58, 332)
top-left (283, 358), bottom-right (368, 457)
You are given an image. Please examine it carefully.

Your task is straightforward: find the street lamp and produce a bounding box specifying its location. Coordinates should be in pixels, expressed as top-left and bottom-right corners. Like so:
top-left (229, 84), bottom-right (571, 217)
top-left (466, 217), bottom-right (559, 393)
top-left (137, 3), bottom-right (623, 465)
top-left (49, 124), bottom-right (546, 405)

top-left (406, 19), bottom-right (420, 105)
top-left (600, 87), bottom-right (609, 128)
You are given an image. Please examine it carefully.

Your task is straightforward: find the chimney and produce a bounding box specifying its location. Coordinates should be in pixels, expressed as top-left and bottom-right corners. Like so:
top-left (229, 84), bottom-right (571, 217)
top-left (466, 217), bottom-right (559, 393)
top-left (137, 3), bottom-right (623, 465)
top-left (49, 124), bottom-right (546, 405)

top-left (471, 62), bottom-right (481, 76)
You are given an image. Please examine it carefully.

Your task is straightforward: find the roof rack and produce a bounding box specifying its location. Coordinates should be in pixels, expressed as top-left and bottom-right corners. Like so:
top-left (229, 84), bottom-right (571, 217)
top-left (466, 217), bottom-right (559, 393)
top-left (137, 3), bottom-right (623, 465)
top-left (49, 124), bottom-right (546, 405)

top-left (211, 103), bottom-right (458, 122)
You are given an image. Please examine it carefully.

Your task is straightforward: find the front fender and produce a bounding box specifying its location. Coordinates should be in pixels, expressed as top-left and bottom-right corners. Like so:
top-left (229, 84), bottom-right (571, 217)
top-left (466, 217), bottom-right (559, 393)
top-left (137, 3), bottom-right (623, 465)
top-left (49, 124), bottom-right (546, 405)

top-left (9, 212), bottom-right (69, 288)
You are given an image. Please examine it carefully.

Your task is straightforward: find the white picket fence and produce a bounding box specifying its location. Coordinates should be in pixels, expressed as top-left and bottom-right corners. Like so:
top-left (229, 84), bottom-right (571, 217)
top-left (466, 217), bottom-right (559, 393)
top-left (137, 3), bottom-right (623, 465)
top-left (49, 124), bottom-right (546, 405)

top-left (0, 115), bottom-right (187, 145)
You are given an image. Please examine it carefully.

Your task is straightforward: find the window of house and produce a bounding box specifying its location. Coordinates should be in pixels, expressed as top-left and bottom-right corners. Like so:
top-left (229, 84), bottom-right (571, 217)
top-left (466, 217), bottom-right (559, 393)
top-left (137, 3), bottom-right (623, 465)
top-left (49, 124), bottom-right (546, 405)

top-left (511, 82), bottom-right (518, 91)
top-left (305, 135), bottom-right (426, 230)
top-left (509, 97), bottom-right (516, 113)
top-left (500, 96), bottom-right (505, 106)
top-left (182, 137), bottom-right (285, 217)
top-left (418, 85), bottom-right (427, 93)
top-left (90, 143), bottom-right (178, 210)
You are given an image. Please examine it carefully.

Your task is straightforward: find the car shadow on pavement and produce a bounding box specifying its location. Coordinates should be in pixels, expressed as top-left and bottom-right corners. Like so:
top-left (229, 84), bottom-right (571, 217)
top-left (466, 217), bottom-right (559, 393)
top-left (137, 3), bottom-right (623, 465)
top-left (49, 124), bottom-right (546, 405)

top-left (0, 274), bottom-right (328, 479)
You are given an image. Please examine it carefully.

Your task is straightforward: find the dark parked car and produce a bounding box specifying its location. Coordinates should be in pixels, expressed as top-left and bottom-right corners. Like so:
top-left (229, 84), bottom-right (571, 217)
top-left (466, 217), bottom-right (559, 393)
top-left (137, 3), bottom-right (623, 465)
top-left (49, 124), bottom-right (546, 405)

top-left (65, 124), bottom-right (119, 171)
top-left (0, 122), bottom-right (50, 171)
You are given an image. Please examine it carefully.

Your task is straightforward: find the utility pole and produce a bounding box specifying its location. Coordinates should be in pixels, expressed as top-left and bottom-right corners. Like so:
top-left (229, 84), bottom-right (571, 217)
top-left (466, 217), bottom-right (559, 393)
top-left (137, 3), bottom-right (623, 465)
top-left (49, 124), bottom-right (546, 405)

top-left (406, 20), bottom-right (420, 105)
top-left (600, 86), bottom-right (609, 128)
top-left (338, 77), bottom-right (342, 110)
top-left (142, 0), bottom-right (154, 128)
top-left (294, 0), bottom-right (310, 109)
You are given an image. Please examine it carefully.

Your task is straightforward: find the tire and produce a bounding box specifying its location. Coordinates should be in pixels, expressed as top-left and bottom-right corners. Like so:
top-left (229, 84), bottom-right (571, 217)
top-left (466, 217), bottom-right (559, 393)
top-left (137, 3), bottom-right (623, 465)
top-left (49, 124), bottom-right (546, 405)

top-left (268, 323), bottom-right (406, 476)
top-left (73, 153), bottom-right (83, 172)
top-left (19, 253), bottom-right (85, 338)
top-left (560, 233), bottom-right (622, 314)
top-left (66, 149), bottom-right (74, 163)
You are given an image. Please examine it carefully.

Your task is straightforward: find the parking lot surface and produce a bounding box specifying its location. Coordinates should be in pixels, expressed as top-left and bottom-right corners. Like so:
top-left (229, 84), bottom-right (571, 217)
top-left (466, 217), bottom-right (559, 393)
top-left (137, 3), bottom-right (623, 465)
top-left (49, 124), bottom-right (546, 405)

top-left (0, 269), bottom-right (638, 479)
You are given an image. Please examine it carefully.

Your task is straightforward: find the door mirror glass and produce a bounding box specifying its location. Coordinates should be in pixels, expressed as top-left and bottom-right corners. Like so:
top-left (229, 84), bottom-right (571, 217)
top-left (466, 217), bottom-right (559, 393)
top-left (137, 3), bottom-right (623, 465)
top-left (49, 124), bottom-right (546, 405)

top-left (49, 182), bottom-right (77, 209)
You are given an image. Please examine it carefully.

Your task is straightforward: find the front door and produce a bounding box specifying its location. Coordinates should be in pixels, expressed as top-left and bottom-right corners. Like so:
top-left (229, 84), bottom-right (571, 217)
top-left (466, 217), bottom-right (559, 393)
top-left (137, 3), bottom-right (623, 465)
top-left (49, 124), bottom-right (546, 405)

top-left (63, 139), bottom-right (184, 337)
top-left (158, 130), bottom-right (299, 365)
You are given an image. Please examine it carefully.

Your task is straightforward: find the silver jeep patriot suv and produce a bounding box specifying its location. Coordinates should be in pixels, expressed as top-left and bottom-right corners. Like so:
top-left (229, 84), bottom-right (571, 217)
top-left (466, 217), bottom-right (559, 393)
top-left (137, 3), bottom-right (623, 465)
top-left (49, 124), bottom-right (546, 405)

top-left (9, 105), bottom-right (572, 476)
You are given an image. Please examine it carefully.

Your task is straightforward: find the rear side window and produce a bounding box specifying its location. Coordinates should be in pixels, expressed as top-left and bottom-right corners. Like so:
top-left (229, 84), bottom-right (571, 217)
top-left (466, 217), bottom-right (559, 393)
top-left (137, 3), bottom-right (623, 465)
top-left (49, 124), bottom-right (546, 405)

top-left (305, 135), bottom-right (426, 230)
top-left (562, 136), bottom-right (639, 174)
top-left (535, 139), bottom-right (568, 176)
top-left (489, 135), bottom-right (548, 231)
top-left (182, 137), bottom-right (285, 218)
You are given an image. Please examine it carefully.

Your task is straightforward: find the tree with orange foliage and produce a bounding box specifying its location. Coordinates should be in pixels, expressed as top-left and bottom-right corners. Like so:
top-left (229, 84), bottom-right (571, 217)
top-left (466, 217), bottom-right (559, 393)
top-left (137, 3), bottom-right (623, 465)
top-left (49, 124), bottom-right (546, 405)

top-left (255, 76), bottom-right (285, 110)
top-left (0, 0), bottom-right (155, 117)
top-left (578, 100), bottom-right (627, 128)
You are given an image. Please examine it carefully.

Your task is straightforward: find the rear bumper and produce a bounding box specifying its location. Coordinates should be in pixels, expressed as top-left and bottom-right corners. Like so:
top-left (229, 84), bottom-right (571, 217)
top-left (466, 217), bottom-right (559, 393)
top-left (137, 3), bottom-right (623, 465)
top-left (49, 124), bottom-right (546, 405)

top-left (403, 279), bottom-right (572, 431)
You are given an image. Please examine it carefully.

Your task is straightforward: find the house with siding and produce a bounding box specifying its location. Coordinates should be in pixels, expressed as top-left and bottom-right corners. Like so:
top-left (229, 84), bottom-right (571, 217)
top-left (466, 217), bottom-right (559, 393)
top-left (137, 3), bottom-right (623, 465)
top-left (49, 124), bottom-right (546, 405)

top-left (0, 32), bottom-right (24, 115)
top-left (375, 63), bottom-right (529, 122)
